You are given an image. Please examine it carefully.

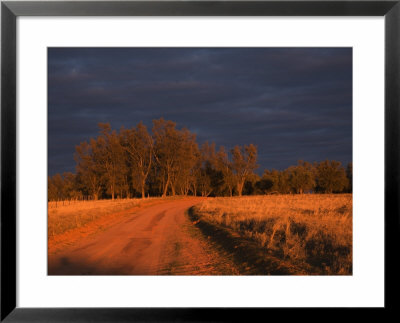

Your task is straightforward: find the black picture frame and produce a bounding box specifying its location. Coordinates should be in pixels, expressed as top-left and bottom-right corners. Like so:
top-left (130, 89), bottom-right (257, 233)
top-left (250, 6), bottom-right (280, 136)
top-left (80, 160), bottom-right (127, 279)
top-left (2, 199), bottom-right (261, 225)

top-left (1, 0), bottom-right (399, 321)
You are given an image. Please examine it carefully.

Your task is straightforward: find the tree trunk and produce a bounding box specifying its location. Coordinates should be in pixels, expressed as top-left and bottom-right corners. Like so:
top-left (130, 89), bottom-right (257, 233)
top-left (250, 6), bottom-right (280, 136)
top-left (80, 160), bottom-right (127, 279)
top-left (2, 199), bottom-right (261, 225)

top-left (171, 183), bottom-right (176, 196)
top-left (141, 186), bottom-right (145, 199)
top-left (162, 175), bottom-right (170, 197)
top-left (237, 180), bottom-right (244, 196)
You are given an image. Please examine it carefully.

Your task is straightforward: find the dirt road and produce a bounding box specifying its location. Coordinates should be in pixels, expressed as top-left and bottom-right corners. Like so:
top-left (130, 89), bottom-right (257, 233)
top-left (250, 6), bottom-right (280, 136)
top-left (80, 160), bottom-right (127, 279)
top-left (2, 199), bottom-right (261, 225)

top-left (48, 198), bottom-right (238, 275)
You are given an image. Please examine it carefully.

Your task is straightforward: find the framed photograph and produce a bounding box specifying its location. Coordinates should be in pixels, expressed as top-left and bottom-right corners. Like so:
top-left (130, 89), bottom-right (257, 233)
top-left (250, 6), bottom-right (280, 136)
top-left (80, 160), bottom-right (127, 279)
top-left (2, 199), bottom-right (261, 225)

top-left (1, 0), bottom-right (399, 321)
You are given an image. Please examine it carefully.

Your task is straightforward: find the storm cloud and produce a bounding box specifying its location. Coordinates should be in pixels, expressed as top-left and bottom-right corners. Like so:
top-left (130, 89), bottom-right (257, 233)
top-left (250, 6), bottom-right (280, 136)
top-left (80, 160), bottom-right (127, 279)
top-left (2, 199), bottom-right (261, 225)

top-left (48, 47), bottom-right (352, 176)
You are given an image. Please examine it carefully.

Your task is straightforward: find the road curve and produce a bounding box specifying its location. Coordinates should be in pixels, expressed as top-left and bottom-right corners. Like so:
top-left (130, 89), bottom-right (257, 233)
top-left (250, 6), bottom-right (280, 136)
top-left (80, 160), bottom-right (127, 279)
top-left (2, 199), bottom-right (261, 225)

top-left (48, 198), bottom-right (238, 275)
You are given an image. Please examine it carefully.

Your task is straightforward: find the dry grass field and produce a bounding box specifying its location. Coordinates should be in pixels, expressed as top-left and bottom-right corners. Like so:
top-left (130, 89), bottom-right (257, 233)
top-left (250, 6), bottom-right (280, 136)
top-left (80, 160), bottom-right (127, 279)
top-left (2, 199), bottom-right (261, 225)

top-left (192, 194), bottom-right (352, 275)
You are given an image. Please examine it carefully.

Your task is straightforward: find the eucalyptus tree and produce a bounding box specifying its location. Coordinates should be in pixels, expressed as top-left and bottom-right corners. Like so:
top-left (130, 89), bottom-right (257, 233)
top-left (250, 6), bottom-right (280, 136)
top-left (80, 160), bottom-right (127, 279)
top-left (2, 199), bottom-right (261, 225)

top-left (74, 140), bottom-right (103, 200)
top-left (96, 123), bottom-right (126, 200)
top-left (315, 160), bottom-right (348, 193)
top-left (152, 118), bottom-right (198, 197)
top-left (121, 122), bottom-right (154, 199)
top-left (288, 161), bottom-right (315, 194)
top-left (215, 146), bottom-right (235, 197)
top-left (231, 144), bottom-right (258, 196)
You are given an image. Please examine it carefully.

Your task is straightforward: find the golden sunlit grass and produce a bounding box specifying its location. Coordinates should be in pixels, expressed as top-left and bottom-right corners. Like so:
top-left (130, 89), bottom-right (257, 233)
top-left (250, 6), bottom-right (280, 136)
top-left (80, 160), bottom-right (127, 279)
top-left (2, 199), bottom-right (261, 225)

top-left (48, 198), bottom-right (162, 237)
top-left (193, 194), bottom-right (352, 275)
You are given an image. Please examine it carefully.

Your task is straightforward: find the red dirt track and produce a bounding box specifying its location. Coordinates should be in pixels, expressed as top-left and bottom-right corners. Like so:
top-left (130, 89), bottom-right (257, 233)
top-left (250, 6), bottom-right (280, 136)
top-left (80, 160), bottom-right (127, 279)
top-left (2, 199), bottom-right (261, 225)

top-left (48, 198), bottom-right (238, 275)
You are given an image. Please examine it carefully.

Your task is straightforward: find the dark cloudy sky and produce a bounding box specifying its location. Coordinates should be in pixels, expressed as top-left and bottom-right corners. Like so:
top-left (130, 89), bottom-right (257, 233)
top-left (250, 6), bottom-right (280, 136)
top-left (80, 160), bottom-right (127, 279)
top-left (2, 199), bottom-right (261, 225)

top-left (48, 47), bottom-right (352, 176)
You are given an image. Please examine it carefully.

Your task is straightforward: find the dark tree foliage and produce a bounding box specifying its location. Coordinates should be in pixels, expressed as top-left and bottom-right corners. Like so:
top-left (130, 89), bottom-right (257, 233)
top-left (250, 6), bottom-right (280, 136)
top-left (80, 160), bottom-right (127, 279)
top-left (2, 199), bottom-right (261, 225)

top-left (48, 119), bottom-right (351, 201)
top-left (314, 160), bottom-right (349, 193)
top-left (346, 162), bottom-right (353, 193)
top-left (287, 161), bottom-right (315, 194)
top-left (255, 177), bottom-right (274, 194)
top-left (254, 161), bottom-right (350, 195)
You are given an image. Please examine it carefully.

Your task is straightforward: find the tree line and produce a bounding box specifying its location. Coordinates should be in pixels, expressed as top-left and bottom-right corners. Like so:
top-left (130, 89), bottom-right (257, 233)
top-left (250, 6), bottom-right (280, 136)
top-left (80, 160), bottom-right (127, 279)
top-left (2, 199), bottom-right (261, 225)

top-left (48, 119), bottom-right (352, 201)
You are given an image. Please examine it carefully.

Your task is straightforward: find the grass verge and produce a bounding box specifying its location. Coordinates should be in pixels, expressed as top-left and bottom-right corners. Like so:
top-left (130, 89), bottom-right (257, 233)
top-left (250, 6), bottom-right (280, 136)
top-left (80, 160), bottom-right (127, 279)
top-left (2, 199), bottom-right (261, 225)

top-left (188, 207), bottom-right (306, 275)
top-left (190, 195), bottom-right (352, 275)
